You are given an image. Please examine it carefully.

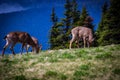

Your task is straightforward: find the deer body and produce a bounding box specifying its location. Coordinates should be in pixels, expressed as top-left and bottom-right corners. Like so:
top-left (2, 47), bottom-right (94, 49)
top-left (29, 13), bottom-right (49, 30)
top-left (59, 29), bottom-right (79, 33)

top-left (69, 26), bottom-right (94, 49)
top-left (2, 32), bottom-right (39, 56)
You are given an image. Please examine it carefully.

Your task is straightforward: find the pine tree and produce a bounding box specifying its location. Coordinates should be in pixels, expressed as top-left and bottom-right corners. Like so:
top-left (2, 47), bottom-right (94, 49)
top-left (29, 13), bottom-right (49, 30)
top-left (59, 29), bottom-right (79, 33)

top-left (78, 6), bottom-right (95, 47)
top-left (49, 8), bottom-right (60, 49)
top-left (63, 0), bottom-right (72, 32)
top-left (49, 0), bottom-right (96, 49)
top-left (76, 6), bottom-right (94, 30)
top-left (98, 2), bottom-right (108, 33)
top-left (71, 0), bottom-right (80, 26)
top-left (61, 0), bottom-right (81, 48)
top-left (97, 2), bottom-right (108, 45)
top-left (77, 6), bottom-right (94, 32)
top-left (60, 0), bottom-right (73, 48)
top-left (78, 6), bottom-right (88, 26)
top-left (51, 8), bottom-right (58, 24)
top-left (97, 0), bottom-right (120, 45)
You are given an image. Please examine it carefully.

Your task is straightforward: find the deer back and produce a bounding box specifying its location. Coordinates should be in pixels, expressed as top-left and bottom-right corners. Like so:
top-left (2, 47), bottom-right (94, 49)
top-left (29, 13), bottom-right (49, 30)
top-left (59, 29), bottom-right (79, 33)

top-left (79, 27), bottom-right (93, 43)
top-left (71, 26), bottom-right (93, 42)
top-left (7, 32), bottom-right (36, 46)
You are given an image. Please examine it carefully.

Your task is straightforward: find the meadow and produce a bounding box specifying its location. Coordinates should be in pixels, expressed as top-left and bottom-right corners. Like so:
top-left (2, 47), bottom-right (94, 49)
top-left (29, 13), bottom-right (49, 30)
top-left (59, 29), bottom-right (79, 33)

top-left (0, 44), bottom-right (120, 80)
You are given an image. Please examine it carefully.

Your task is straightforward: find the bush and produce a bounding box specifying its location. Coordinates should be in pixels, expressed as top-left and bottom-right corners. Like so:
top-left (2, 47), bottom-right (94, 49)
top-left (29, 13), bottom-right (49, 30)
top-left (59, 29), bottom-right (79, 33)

top-left (80, 64), bottom-right (90, 71)
top-left (96, 52), bottom-right (112, 59)
top-left (112, 68), bottom-right (120, 75)
top-left (60, 52), bottom-right (76, 59)
top-left (42, 71), bottom-right (67, 80)
top-left (73, 70), bottom-right (89, 80)
top-left (75, 50), bottom-right (88, 57)
top-left (95, 48), bottom-right (104, 52)
top-left (49, 57), bottom-right (58, 62)
top-left (14, 75), bottom-right (27, 80)
top-left (73, 64), bottom-right (90, 80)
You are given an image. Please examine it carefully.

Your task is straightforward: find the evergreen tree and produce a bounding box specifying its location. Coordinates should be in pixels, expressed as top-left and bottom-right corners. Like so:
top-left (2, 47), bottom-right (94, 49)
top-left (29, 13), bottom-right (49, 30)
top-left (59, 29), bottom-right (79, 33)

top-left (61, 0), bottom-right (81, 48)
top-left (49, 0), bottom-right (95, 49)
top-left (97, 2), bottom-right (108, 45)
top-left (76, 6), bottom-right (94, 30)
top-left (97, 0), bottom-right (120, 45)
top-left (61, 0), bottom-right (73, 48)
top-left (84, 16), bottom-right (94, 29)
top-left (63, 0), bottom-right (72, 32)
top-left (78, 6), bottom-right (88, 26)
top-left (51, 8), bottom-right (58, 24)
top-left (78, 6), bottom-right (95, 47)
top-left (71, 0), bottom-right (80, 26)
top-left (65, 0), bottom-right (80, 48)
top-left (49, 8), bottom-right (60, 49)
top-left (98, 2), bottom-right (108, 33)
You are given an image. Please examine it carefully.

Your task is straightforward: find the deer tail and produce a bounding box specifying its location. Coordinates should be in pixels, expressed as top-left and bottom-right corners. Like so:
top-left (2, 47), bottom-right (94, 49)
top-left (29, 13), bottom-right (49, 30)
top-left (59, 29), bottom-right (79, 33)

top-left (3, 35), bottom-right (7, 40)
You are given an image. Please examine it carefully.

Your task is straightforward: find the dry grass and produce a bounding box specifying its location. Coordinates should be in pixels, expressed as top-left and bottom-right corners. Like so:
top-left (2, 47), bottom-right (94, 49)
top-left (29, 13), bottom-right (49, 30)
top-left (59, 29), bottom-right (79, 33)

top-left (0, 44), bottom-right (120, 80)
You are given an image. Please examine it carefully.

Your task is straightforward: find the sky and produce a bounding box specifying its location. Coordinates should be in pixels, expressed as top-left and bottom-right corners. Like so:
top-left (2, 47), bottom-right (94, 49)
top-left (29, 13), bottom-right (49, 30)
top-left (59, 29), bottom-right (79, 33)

top-left (0, 0), bottom-right (109, 54)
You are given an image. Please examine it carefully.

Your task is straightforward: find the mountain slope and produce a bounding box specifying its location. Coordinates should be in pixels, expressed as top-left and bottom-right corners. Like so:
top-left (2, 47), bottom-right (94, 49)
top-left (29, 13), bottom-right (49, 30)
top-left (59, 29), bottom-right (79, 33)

top-left (0, 44), bottom-right (120, 80)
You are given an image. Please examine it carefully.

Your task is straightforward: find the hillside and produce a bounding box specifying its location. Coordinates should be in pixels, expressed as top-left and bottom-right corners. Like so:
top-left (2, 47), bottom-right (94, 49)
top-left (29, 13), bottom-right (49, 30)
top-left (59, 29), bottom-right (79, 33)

top-left (0, 44), bottom-right (120, 80)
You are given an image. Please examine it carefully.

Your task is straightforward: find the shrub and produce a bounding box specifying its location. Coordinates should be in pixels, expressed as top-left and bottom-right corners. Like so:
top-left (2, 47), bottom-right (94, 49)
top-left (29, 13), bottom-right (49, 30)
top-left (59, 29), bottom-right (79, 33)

top-left (45, 71), bottom-right (58, 77)
top-left (42, 71), bottom-right (67, 80)
top-left (14, 75), bottom-right (27, 80)
top-left (75, 49), bottom-right (88, 57)
top-left (112, 68), bottom-right (120, 75)
top-left (48, 57), bottom-right (58, 62)
top-left (95, 48), bottom-right (104, 52)
top-left (96, 52), bottom-right (112, 59)
top-left (73, 64), bottom-right (90, 80)
top-left (73, 70), bottom-right (89, 80)
top-left (38, 57), bottom-right (45, 62)
top-left (80, 64), bottom-right (90, 71)
top-left (60, 52), bottom-right (76, 59)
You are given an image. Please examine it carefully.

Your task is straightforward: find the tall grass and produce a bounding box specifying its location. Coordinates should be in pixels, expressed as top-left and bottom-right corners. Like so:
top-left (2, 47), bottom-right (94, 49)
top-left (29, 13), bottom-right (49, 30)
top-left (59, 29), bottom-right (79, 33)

top-left (0, 44), bottom-right (120, 80)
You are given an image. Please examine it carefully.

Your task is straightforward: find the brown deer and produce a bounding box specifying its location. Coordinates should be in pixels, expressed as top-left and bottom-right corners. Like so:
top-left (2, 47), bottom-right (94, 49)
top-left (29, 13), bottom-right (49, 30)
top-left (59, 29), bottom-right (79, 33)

top-left (24, 36), bottom-right (42, 53)
top-left (69, 26), bottom-right (94, 49)
top-left (2, 32), bottom-right (39, 56)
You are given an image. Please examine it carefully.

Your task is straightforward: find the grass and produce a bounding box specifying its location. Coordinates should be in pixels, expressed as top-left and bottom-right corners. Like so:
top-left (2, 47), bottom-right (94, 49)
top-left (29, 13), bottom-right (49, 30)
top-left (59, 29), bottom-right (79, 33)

top-left (0, 44), bottom-right (120, 80)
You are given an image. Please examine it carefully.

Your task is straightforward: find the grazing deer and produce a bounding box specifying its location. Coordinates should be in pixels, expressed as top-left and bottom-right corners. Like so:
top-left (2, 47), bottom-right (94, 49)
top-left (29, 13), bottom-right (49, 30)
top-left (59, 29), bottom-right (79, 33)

top-left (2, 32), bottom-right (39, 56)
top-left (69, 26), bottom-right (94, 49)
top-left (24, 36), bottom-right (42, 53)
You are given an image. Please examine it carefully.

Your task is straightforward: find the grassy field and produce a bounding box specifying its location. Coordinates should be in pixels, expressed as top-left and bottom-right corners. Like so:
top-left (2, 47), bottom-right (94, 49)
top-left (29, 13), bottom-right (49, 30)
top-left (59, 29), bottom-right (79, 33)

top-left (0, 44), bottom-right (120, 80)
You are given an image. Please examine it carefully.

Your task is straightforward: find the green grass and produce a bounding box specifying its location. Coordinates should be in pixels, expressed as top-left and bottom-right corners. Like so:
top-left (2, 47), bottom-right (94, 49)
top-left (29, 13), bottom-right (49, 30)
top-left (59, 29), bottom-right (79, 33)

top-left (0, 44), bottom-right (120, 80)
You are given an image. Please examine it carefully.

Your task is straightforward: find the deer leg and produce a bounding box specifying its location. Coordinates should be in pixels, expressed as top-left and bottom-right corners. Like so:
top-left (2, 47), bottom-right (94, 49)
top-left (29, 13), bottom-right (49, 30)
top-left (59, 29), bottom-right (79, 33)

top-left (26, 46), bottom-right (28, 54)
top-left (83, 37), bottom-right (86, 48)
top-left (25, 44), bottom-right (29, 54)
top-left (69, 40), bottom-right (73, 49)
top-left (70, 38), bottom-right (75, 49)
top-left (10, 43), bottom-right (16, 55)
top-left (69, 34), bottom-right (77, 49)
top-left (31, 47), bottom-right (35, 53)
top-left (24, 44), bottom-right (28, 54)
top-left (86, 37), bottom-right (90, 48)
top-left (21, 43), bottom-right (25, 55)
top-left (27, 45), bottom-right (30, 53)
top-left (2, 48), bottom-right (6, 57)
top-left (87, 41), bottom-right (90, 48)
top-left (75, 40), bottom-right (79, 48)
top-left (39, 44), bottom-right (42, 51)
top-left (2, 43), bottom-right (9, 56)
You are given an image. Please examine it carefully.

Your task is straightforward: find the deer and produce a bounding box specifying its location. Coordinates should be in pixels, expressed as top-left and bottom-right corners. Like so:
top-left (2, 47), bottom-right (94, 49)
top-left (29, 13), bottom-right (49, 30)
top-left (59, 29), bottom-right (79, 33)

top-left (2, 32), bottom-right (39, 56)
top-left (24, 36), bottom-right (42, 53)
top-left (69, 26), bottom-right (94, 49)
